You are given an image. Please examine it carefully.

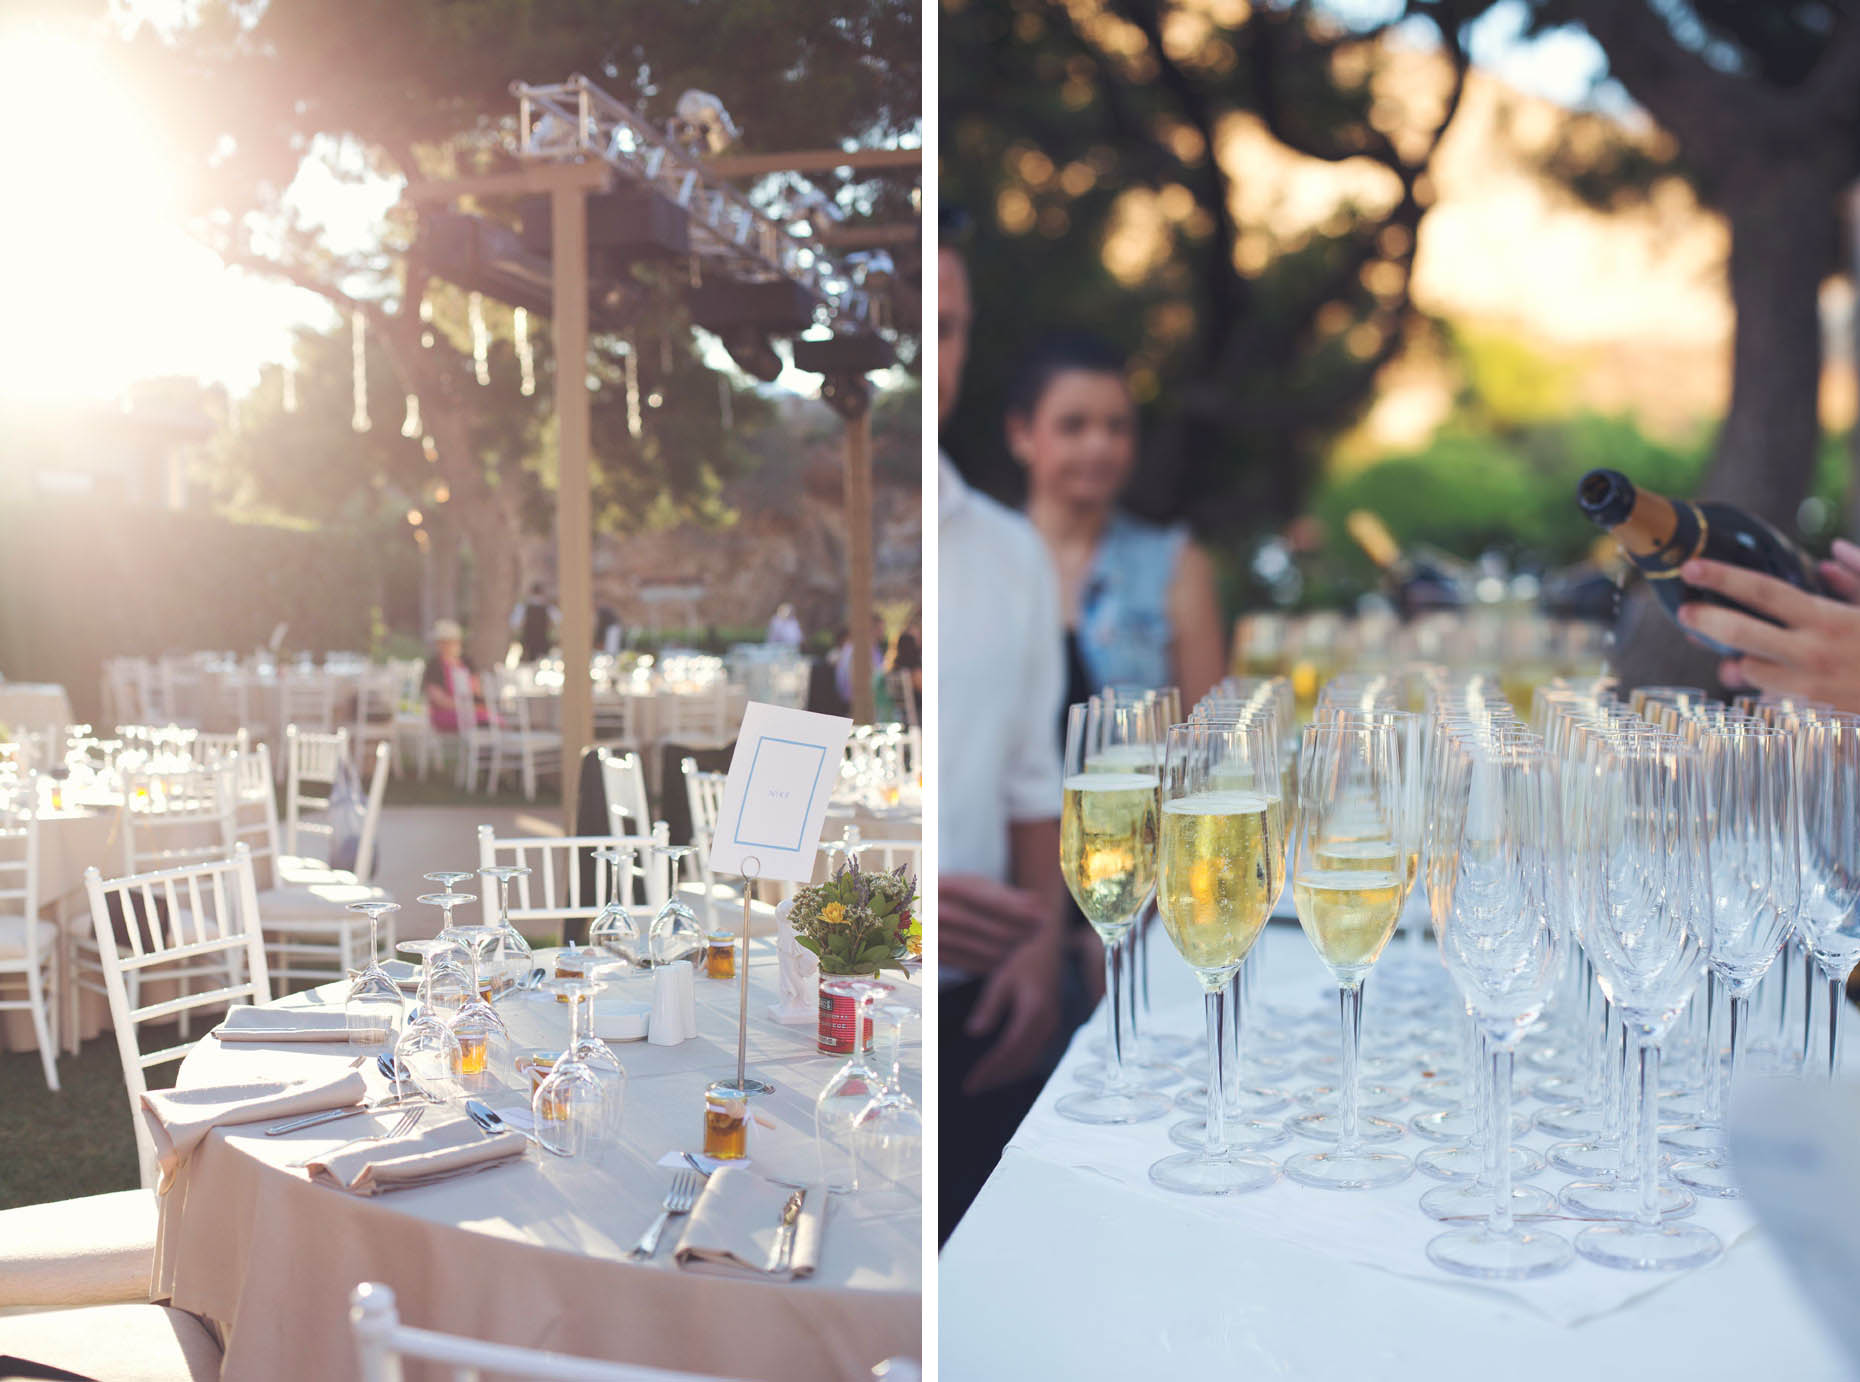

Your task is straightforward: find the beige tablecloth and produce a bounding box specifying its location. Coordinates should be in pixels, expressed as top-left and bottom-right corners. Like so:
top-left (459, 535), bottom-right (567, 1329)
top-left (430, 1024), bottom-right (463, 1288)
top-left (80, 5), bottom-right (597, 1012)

top-left (156, 942), bottom-right (921, 1380)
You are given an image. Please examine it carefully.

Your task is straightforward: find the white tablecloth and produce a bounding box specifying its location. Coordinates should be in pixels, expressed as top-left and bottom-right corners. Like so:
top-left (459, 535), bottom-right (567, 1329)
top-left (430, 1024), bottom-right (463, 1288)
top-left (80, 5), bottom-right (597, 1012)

top-left (158, 943), bottom-right (921, 1379)
top-left (941, 922), bottom-right (1849, 1379)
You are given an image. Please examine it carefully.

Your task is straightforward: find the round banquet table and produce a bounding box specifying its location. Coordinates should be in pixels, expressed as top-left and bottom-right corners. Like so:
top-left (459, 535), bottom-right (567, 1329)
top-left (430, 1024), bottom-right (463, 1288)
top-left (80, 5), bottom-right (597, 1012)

top-left (940, 921), bottom-right (1850, 1381)
top-left (154, 943), bottom-right (922, 1380)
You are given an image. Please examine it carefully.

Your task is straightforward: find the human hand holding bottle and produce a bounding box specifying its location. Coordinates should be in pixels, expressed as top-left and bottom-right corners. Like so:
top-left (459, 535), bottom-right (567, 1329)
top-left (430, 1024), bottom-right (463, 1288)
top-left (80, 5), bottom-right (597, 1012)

top-left (1678, 556), bottom-right (1860, 712)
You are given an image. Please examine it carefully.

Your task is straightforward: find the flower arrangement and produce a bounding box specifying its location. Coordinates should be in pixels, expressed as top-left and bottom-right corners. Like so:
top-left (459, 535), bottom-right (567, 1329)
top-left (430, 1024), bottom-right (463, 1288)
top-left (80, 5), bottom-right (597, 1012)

top-left (789, 860), bottom-right (917, 976)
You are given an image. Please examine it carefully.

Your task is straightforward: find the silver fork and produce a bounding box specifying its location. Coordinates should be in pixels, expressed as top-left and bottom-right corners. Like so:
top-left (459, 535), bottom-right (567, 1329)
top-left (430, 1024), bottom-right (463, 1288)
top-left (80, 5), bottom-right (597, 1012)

top-left (289, 1105), bottom-right (425, 1168)
top-left (629, 1171), bottom-right (701, 1260)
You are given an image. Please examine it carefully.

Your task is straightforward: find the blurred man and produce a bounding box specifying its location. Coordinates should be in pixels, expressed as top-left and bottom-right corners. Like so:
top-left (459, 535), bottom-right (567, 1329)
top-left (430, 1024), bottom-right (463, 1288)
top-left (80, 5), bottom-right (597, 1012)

top-left (938, 230), bottom-right (1070, 1243)
top-left (510, 582), bottom-right (558, 664)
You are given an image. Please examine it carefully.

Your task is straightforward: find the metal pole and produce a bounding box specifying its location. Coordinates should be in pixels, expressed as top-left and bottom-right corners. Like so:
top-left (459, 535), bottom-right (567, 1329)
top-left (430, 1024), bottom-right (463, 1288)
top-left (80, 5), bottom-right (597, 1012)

top-left (843, 401), bottom-right (877, 724)
top-left (552, 173), bottom-right (595, 830)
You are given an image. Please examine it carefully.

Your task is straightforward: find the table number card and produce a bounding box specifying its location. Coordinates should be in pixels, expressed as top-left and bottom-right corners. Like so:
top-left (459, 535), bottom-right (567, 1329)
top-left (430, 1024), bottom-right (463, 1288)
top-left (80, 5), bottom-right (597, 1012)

top-left (708, 702), bottom-right (853, 883)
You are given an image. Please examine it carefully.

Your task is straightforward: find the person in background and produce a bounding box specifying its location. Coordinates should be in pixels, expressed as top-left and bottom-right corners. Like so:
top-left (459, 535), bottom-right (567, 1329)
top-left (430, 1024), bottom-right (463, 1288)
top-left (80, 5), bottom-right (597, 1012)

top-left (766, 602), bottom-right (804, 648)
top-left (422, 619), bottom-right (489, 731)
top-left (1008, 334), bottom-right (1225, 713)
top-left (890, 609), bottom-right (923, 697)
top-left (835, 617), bottom-right (886, 708)
top-left (510, 582), bottom-right (559, 663)
top-left (938, 229), bottom-right (1071, 1244)
top-left (595, 603), bottom-right (624, 655)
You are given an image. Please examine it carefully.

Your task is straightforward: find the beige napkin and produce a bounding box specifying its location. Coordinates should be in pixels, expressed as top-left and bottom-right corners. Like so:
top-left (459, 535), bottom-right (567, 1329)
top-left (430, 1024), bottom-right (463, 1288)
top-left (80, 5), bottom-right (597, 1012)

top-left (141, 1068), bottom-right (367, 1193)
top-left (213, 1006), bottom-right (369, 1043)
top-left (674, 1167), bottom-right (826, 1279)
top-left (306, 1109), bottom-right (525, 1195)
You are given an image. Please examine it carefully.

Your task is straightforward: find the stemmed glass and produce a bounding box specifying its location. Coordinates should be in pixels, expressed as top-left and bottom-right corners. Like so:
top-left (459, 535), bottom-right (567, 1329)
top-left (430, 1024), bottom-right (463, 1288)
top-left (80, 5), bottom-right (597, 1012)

top-left (1427, 742), bottom-right (1570, 1278)
top-left (1795, 713), bottom-right (1860, 1077)
top-left (1054, 701), bottom-right (1169, 1125)
top-left (1149, 722), bottom-right (1284, 1194)
top-left (1284, 720), bottom-right (1412, 1189)
top-left (344, 901), bottom-right (404, 1048)
top-left (1576, 732), bottom-right (1721, 1271)
top-left (815, 979), bottom-right (895, 1191)
top-left (477, 864), bottom-right (536, 999)
top-left (649, 844), bottom-right (705, 969)
top-left (392, 1007), bottom-right (462, 1105)
top-left (443, 921), bottom-right (511, 1091)
top-left (532, 978), bottom-right (608, 1158)
top-left (1669, 723), bottom-right (1798, 1197)
top-left (851, 1003), bottom-right (922, 1194)
top-left (589, 847), bottom-right (644, 966)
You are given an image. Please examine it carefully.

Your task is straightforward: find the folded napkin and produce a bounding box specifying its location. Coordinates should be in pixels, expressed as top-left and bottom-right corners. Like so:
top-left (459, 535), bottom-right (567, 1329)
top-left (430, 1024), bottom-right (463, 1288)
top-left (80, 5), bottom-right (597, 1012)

top-left (306, 1109), bottom-right (525, 1196)
top-left (674, 1167), bottom-right (825, 1279)
top-left (213, 1006), bottom-right (365, 1044)
top-left (141, 1068), bottom-right (366, 1193)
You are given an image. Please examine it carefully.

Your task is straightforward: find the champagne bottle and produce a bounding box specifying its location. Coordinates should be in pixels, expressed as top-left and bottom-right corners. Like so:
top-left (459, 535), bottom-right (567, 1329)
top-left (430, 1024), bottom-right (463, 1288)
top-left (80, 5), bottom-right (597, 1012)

top-left (1576, 468), bottom-right (1824, 658)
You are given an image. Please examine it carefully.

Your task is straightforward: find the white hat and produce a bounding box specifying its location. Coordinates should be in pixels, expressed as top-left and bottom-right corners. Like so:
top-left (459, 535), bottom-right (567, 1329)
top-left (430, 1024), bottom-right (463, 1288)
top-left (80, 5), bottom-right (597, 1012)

top-left (430, 619), bottom-right (463, 643)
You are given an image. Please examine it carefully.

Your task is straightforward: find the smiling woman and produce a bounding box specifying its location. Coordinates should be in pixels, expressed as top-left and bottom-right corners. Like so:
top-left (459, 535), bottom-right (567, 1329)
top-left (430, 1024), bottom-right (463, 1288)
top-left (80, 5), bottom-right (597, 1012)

top-left (0, 19), bottom-right (307, 403)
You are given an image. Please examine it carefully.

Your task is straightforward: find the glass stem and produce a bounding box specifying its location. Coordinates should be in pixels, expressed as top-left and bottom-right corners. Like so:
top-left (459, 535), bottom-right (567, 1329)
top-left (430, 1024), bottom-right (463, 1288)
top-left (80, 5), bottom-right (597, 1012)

top-left (1103, 931), bottom-right (1129, 1092)
top-left (1472, 1023), bottom-right (1491, 1189)
top-left (1587, 992), bottom-right (1611, 1111)
top-left (885, 1018), bottom-right (904, 1091)
top-left (1831, 975), bottom-right (1845, 1080)
top-left (1600, 1002), bottom-right (1623, 1153)
top-left (1803, 947), bottom-right (1816, 1070)
top-left (1134, 905), bottom-right (1152, 1022)
top-left (1614, 1017), bottom-right (1633, 1177)
top-left (1228, 965), bottom-right (1245, 1102)
top-left (1456, 1006), bottom-right (1475, 1122)
top-left (1122, 925), bottom-right (1144, 1047)
top-left (1636, 1037), bottom-right (1662, 1230)
top-left (1700, 970), bottom-right (1725, 1128)
top-left (1488, 1041), bottom-right (1515, 1237)
top-left (1338, 981), bottom-right (1363, 1155)
top-left (1727, 990), bottom-right (1749, 1118)
top-left (1204, 988), bottom-right (1229, 1159)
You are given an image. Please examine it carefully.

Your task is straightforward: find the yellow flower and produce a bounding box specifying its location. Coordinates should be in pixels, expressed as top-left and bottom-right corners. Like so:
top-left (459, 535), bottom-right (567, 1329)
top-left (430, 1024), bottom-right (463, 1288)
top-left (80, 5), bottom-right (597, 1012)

top-left (822, 903), bottom-right (847, 926)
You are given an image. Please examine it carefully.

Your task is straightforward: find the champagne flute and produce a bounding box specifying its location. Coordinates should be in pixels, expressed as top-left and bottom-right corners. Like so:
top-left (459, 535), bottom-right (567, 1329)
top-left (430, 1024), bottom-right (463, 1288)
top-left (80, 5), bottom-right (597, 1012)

top-left (1285, 721), bottom-right (1412, 1188)
top-left (1795, 713), bottom-right (1860, 1076)
top-left (1054, 702), bottom-right (1170, 1125)
top-left (1149, 722), bottom-right (1283, 1193)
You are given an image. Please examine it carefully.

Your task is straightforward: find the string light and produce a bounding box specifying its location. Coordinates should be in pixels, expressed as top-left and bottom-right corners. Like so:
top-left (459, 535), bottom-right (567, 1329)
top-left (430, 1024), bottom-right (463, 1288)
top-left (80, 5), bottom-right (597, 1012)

top-left (401, 393), bottom-right (422, 438)
top-left (419, 294), bottom-right (435, 349)
top-left (623, 343), bottom-right (642, 439)
top-left (281, 363), bottom-right (298, 414)
top-left (469, 291), bottom-right (490, 385)
top-left (515, 307), bottom-right (536, 396)
top-left (350, 311), bottom-right (371, 432)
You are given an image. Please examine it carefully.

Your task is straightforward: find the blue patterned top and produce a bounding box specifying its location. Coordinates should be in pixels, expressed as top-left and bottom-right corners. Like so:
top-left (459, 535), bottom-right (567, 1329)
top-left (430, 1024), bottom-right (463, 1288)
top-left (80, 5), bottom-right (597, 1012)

top-left (1073, 511), bottom-right (1188, 692)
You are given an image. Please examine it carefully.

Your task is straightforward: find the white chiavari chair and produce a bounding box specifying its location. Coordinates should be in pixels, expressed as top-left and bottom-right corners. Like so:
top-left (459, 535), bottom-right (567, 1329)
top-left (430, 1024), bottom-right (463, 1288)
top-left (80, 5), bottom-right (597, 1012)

top-left (594, 686), bottom-right (645, 759)
top-left (0, 777), bottom-right (57, 1091)
top-left (278, 668), bottom-right (338, 760)
top-left (389, 657), bottom-right (436, 778)
top-left (660, 682), bottom-right (734, 751)
top-left (83, 846), bottom-right (271, 1190)
top-left (71, 762), bottom-right (237, 1044)
top-left (283, 724), bottom-right (351, 859)
top-left (349, 1282), bottom-right (740, 1382)
top-left (492, 688), bottom-right (564, 802)
top-left (680, 756), bottom-right (739, 925)
top-left (475, 827), bottom-right (661, 943)
top-left (351, 664), bottom-right (401, 769)
top-left (599, 747), bottom-right (652, 834)
top-left (451, 664), bottom-right (496, 793)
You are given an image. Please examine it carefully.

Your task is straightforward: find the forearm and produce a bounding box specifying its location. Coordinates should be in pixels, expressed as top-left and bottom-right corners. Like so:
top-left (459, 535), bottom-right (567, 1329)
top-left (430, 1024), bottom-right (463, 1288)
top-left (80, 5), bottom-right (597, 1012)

top-left (1007, 818), bottom-right (1065, 943)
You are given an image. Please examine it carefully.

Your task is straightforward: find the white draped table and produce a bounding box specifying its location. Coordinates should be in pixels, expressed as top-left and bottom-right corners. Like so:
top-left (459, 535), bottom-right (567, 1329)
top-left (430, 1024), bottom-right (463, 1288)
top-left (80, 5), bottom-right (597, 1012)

top-left (940, 922), bottom-right (1848, 1379)
top-left (155, 943), bottom-right (922, 1379)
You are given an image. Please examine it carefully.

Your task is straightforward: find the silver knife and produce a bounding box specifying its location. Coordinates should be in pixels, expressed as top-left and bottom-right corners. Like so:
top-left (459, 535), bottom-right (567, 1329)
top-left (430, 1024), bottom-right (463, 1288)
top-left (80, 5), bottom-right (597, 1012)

top-left (266, 1098), bottom-right (414, 1136)
top-left (466, 1098), bottom-right (548, 1150)
top-left (765, 1189), bottom-right (804, 1274)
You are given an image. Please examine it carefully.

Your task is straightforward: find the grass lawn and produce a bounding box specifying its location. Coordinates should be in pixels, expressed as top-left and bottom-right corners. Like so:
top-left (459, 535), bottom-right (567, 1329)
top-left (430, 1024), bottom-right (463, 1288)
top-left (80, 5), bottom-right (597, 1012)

top-left (0, 1033), bottom-right (169, 1209)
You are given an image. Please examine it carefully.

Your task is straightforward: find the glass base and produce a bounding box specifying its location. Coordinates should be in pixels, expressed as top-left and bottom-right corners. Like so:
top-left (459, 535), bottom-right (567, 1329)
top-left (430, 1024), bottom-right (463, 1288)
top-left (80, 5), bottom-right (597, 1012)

top-left (1054, 1086), bottom-right (1171, 1125)
top-left (1287, 1109), bottom-right (1404, 1145)
top-left (1409, 1072), bottom-right (1467, 1108)
top-left (1169, 1114), bottom-right (1290, 1152)
top-left (1547, 1138), bottom-right (1625, 1178)
top-left (1428, 1225), bottom-right (1572, 1280)
top-left (1408, 1107), bottom-right (1528, 1145)
top-left (1148, 1148), bottom-right (1278, 1196)
top-left (1073, 1058), bottom-right (1182, 1092)
top-left (1242, 1047), bottom-right (1299, 1077)
top-left (1284, 1146), bottom-right (1412, 1190)
top-left (1671, 1158), bottom-right (1742, 1198)
top-left (1560, 1178), bottom-right (1694, 1220)
top-left (1576, 1220), bottom-right (1722, 1271)
top-left (1293, 1081), bottom-right (1406, 1114)
top-left (1416, 1142), bottom-right (1544, 1184)
top-left (1420, 1181), bottom-right (1557, 1223)
top-left (1533, 1102), bottom-right (1607, 1138)
top-left (1660, 1123), bottom-right (1726, 1156)
top-left (1532, 1072), bottom-right (1588, 1103)
top-left (1173, 1081), bottom-right (1288, 1116)
top-left (1088, 1033), bottom-right (1199, 1064)
top-left (1659, 1087), bottom-right (1714, 1122)
top-left (1302, 1052), bottom-right (1409, 1084)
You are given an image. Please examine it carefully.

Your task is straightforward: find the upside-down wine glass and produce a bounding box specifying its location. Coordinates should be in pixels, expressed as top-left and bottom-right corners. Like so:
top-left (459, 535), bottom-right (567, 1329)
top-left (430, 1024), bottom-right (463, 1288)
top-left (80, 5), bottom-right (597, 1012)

top-left (345, 900), bottom-right (404, 1048)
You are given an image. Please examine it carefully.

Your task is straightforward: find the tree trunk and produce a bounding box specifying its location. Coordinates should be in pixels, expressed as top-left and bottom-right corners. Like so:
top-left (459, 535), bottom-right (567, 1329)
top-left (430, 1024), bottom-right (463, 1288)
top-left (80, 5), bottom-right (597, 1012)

top-left (428, 514), bottom-right (460, 625)
top-left (459, 491), bottom-right (523, 674)
top-left (1615, 155), bottom-right (1839, 692)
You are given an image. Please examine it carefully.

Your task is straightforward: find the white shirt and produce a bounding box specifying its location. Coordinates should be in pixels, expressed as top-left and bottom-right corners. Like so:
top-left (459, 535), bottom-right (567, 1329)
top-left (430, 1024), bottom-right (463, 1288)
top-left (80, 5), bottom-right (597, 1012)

top-left (766, 614), bottom-right (803, 647)
top-left (938, 454), bottom-right (1064, 889)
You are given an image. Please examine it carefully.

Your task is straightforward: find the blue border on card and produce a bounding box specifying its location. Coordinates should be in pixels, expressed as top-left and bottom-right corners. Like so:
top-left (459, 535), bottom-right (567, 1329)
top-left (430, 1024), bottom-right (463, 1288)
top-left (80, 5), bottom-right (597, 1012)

top-left (730, 735), bottom-right (827, 853)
